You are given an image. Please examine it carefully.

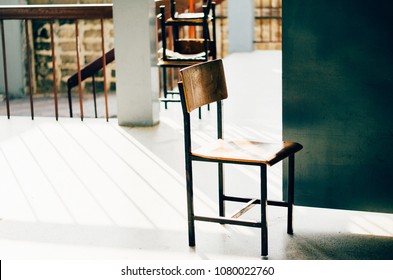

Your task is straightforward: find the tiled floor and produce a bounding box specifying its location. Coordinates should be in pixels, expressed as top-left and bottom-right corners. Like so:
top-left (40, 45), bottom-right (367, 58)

top-left (1, 51), bottom-right (393, 260)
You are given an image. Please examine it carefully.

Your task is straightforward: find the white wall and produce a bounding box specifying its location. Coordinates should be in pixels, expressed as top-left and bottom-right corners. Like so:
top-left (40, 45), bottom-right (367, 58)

top-left (228, 0), bottom-right (254, 53)
top-left (0, 0), bottom-right (25, 98)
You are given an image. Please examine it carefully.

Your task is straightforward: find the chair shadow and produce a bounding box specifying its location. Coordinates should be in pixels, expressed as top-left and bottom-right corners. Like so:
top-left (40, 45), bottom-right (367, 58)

top-left (285, 232), bottom-right (393, 260)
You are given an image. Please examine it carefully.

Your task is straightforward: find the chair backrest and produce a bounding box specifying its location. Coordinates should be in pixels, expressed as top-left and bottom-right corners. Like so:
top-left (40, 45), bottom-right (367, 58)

top-left (179, 59), bottom-right (228, 113)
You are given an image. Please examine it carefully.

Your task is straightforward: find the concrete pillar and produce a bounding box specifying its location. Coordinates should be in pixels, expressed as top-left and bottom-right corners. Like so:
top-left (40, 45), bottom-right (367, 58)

top-left (0, 0), bottom-right (24, 98)
top-left (113, 0), bottom-right (159, 126)
top-left (228, 0), bottom-right (255, 53)
top-left (283, 1), bottom-right (393, 213)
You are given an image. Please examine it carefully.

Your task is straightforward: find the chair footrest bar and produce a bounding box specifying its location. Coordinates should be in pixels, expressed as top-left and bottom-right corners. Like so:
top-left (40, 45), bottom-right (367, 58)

top-left (194, 215), bottom-right (262, 228)
top-left (223, 195), bottom-right (289, 207)
top-left (224, 195), bottom-right (259, 203)
top-left (230, 199), bottom-right (257, 219)
top-left (160, 98), bottom-right (181, 103)
top-left (267, 200), bottom-right (289, 207)
top-left (166, 90), bottom-right (179, 95)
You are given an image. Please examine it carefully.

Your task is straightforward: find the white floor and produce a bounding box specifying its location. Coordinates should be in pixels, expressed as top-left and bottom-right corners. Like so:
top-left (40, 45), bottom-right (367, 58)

top-left (1, 51), bottom-right (393, 260)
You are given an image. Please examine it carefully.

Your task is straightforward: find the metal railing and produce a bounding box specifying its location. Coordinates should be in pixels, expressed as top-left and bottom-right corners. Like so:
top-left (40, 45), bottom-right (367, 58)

top-left (0, 4), bottom-right (113, 121)
top-left (67, 48), bottom-right (115, 119)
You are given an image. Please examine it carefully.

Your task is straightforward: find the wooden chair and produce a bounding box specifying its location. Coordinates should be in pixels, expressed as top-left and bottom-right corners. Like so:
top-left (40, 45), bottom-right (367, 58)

top-left (161, 0), bottom-right (216, 62)
top-left (178, 59), bottom-right (303, 256)
top-left (157, 1), bottom-right (216, 113)
top-left (169, 0), bottom-right (214, 51)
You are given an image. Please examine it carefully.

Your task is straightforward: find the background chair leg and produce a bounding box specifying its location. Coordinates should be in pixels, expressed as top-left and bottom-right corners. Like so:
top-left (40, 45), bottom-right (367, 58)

top-left (67, 87), bottom-right (73, 117)
top-left (218, 162), bottom-right (225, 217)
top-left (261, 165), bottom-right (268, 256)
top-left (92, 74), bottom-right (97, 118)
top-left (162, 67), bottom-right (168, 109)
top-left (186, 159), bottom-right (195, 246)
top-left (287, 154), bottom-right (295, 234)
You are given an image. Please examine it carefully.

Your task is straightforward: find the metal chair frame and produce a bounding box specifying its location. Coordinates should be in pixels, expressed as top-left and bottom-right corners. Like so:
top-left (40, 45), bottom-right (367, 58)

top-left (157, 2), bottom-right (216, 112)
top-left (178, 59), bottom-right (303, 256)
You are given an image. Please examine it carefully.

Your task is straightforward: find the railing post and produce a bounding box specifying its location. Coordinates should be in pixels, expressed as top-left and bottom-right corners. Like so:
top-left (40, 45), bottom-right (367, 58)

top-left (25, 19), bottom-right (34, 120)
top-left (75, 19), bottom-right (84, 121)
top-left (92, 74), bottom-right (97, 118)
top-left (50, 20), bottom-right (59, 121)
top-left (100, 18), bottom-right (109, 122)
top-left (1, 19), bottom-right (10, 119)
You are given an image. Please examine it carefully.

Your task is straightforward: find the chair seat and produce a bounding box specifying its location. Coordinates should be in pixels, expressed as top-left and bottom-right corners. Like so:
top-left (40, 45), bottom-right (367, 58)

top-left (174, 39), bottom-right (213, 55)
top-left (157, 49), bottom-right (208, 67)
top-left (177, 12), bottom-right (205, 19)
top-left (166, 15), bottom-right (212, 25)
top-left (158, 48), bottom-right (208, 60)
top-left (192, 139), bottom-right (303, 166)
top-left (157, 57), bottom-right (205, 67)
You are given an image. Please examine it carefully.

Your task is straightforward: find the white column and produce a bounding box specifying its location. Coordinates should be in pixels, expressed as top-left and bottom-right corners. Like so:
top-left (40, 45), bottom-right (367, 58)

top-left (113, 0), bottom-right (159, 126)
top-left (228, 0), bottom-right (255, 53)
top-left (0, 0), bottom-right (24, 98)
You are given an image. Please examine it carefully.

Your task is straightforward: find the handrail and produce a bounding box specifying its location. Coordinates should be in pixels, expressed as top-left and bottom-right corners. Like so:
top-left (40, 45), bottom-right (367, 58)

top-left (67, 48), bottom-right (115, 119)
top-left (67, 49), bottom-right (115, 90)
top-left (0, 4), bottom-right (113, 121)
top-left (0, 4), bottom-right (113, 20)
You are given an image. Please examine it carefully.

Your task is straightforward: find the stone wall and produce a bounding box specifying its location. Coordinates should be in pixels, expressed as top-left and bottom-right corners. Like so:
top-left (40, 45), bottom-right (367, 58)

top-left (28, 0), bottom-right (115, 95)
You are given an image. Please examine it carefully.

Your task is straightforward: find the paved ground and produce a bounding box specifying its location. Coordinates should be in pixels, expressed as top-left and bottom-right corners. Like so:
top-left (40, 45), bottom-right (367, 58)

top-left (1, 52), bottom-right (393, 261)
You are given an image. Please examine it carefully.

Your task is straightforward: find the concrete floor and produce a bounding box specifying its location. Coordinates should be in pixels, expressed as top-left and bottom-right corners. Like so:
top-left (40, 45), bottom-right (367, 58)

top-left (1, 51), bottom-right (393, 260)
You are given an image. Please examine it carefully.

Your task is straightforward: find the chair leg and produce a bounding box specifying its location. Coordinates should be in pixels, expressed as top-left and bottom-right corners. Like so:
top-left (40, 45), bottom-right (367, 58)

top-left (218, 162), bottom-right (225, 217)
top-left (186, 158), bottom-right (195, 246)
top-left (162, 67), bottom-right (168, 109)
top-left (260, 165), bottom-right (268, 256)
top-left (287, 154), bottom-right (295, 234)
top-left (67, 87), bottom-right (73, 118)
top-left (92, 74), bottom-right (97, 118)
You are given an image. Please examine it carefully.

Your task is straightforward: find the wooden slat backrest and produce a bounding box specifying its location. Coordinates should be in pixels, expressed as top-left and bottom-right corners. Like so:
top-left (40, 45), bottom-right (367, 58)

top-left (180, 59), bottom-right (228, 112)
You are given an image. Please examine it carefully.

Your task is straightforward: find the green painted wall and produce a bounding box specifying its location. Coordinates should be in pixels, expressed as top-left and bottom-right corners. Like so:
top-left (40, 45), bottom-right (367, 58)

top-left (283, 0), bottom-right (393, 213)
